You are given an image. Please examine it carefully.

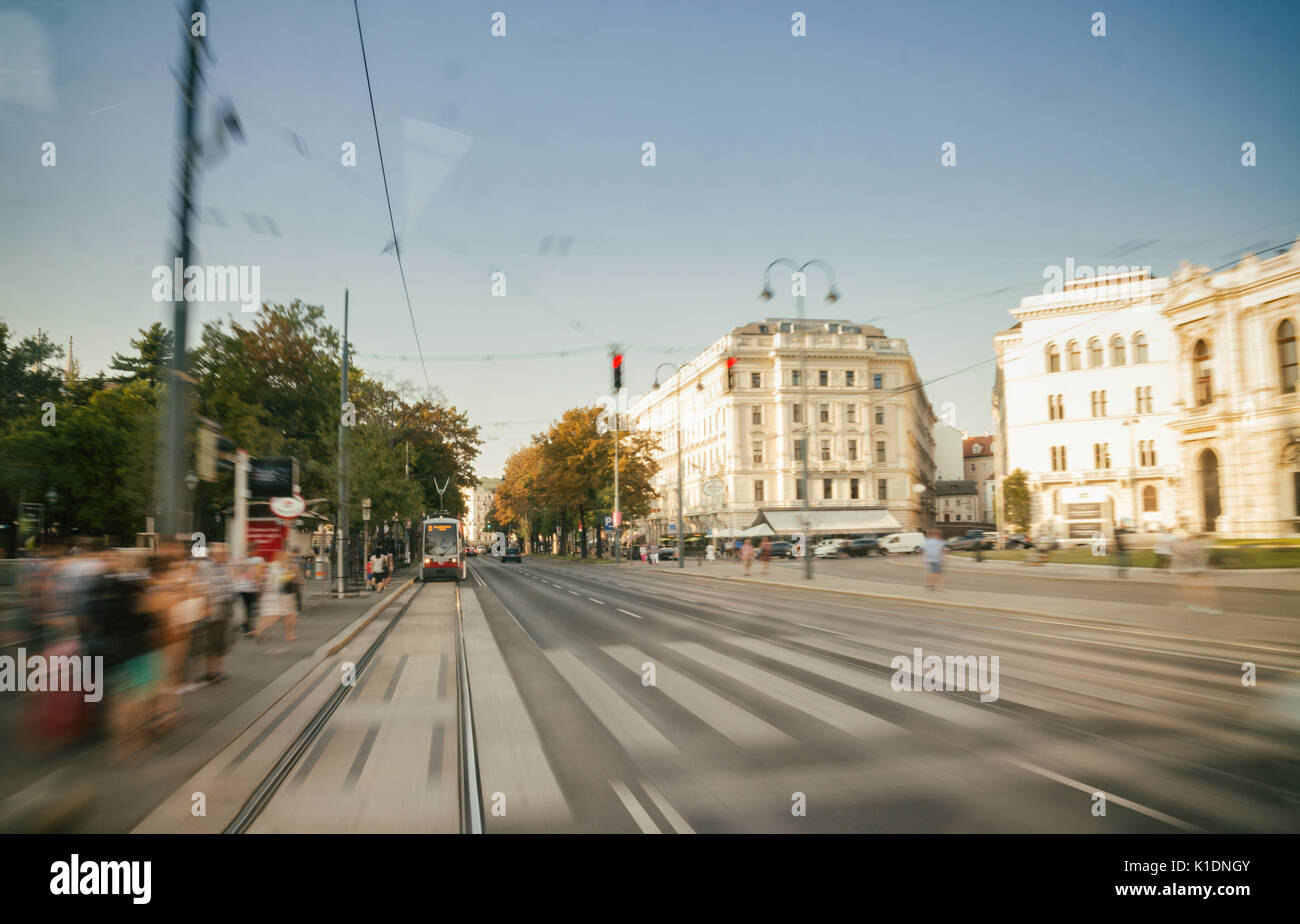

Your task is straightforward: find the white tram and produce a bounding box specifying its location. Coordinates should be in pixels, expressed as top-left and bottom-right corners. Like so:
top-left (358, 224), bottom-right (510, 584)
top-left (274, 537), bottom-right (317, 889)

top-left (420, 517), bottom-right (466, 581)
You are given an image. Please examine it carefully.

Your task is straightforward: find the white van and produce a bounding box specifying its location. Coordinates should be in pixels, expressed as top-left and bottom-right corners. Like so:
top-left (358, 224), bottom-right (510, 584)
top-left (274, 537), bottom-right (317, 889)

top-left (879, 532), bottom-right (926, 555)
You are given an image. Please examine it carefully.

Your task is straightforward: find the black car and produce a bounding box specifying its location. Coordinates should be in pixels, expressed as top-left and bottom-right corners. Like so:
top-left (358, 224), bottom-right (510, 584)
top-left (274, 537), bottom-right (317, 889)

top-left (843, 537), bottom-right (883, 557)
top-left (947, 530), bottom-right (995, 551)
top-left (768, 540), bottom-right (795, 558)
top-left (502, 546), bottom-right (522, 563)
top-left (658, 547), bottom-right (677, 561)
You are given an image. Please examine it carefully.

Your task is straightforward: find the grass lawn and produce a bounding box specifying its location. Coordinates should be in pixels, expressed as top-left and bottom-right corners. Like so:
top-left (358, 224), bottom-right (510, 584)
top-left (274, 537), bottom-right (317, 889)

top-left (951, 547), bottom-right (1300, 569)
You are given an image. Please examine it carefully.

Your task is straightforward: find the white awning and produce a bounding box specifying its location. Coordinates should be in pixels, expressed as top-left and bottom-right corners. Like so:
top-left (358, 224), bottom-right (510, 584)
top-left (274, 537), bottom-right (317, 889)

top-left (750, 507), bottom-right (902, 535)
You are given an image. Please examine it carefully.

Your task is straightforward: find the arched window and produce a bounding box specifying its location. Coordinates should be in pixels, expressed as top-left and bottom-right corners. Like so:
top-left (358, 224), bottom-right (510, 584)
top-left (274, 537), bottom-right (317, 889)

top-left (1067, 340), bottom-right (1081, 370)
top-left (1088, 338), bottom-right (1103, 367)
top-left (1110, 334), bottom-right (1126, 365)
top-left (1132, 332), bottom-right (1149, 364)
top-left (1193, 339), bottom-right (1213, 407)
top-left (1278, 320), bottom-right (1298, 394)
top-left (1046, 343), bottom-right (1060, 373)
top-left (1142, 485), bottom-right (1158, 512)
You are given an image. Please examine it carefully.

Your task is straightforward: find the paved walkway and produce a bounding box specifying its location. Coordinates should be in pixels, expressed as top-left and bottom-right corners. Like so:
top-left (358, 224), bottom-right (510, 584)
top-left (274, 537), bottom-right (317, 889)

top-left (937, 554), bottom-right (1300, 590)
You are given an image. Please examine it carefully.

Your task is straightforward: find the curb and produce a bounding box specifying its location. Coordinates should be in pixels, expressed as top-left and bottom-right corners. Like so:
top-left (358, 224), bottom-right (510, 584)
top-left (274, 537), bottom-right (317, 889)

top-left (324, 577), bottom-right (415, 657)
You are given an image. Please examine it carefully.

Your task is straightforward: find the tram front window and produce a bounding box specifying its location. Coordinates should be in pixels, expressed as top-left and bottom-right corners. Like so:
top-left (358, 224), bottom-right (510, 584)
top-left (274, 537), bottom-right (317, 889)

top-left (425, 524), bottom-right (457, 560)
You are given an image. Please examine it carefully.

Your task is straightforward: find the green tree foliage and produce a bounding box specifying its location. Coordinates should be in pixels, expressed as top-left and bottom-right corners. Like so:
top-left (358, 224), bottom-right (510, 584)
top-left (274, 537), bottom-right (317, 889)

top-left (110, 322), bottom-right (173, 386)
top-left (1002, 468), bottom-right (1030, 531)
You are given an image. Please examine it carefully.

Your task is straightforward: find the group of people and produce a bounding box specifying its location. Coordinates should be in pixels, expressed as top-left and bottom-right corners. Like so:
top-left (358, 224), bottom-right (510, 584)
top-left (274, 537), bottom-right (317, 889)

top-left (12, 541), bottom-right (306, 756)
top-left (738, 538), bottom-right (774, 575)
top-left (366, 549), bottom-right (394, 591)
top-left (637, 543), bottom-right (661, 564)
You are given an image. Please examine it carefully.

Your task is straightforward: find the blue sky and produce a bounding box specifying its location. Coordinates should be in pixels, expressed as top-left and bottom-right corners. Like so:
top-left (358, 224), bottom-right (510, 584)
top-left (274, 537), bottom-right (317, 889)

top-left (2, 0), bottom-right (1298, 475)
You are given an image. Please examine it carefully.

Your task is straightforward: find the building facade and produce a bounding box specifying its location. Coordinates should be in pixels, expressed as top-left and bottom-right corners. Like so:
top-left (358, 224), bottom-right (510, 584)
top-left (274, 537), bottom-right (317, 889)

top-left (935, 480), bottom-right (980, 524)
top-left (630, 318), bottom-right (937, 539)
top-left (933, 421), bottom-right (964, 481)
top-left (461, 478), bottom-right (500, 543)
top-left (994, 269), bottom-right (1181, 540)
top-left (1162, 246), bottom-right (1300, 537)
top-left (962, 434), bottom-right (998, 521)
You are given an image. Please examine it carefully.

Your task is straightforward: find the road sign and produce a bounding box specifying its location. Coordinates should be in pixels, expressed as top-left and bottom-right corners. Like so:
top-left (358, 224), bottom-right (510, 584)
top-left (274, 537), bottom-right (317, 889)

top-left (604, 515), bottom-right (613, 529)
top-left (702, 478), bottom-right (725, 498)
top-left (269, 494), bottom-right (307, 520)
top-left (667, 522), bottom-right (678, 535)
top-left (361, 497), bottom-right (371, 522)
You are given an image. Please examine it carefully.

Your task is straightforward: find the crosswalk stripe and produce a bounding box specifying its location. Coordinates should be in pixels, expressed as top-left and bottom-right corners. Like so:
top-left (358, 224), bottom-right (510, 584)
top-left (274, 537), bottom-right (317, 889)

top-left (603, 645), bottom-right (791, 748)
top-left (667, 641), bottom-right (897, 739)
top-left (610, 780), bottom-right (660, 834)
top-left (545, 649), bottom-right (678, 758)
top-left (640, 779), bottom-right (694, 834)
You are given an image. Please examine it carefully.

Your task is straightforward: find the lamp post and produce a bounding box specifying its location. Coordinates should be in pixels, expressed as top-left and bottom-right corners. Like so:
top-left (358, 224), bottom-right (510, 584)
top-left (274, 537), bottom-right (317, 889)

top-left (652, 362), bottom-right (687, 569)
top-left (761, 259), bottom-right (840, 580)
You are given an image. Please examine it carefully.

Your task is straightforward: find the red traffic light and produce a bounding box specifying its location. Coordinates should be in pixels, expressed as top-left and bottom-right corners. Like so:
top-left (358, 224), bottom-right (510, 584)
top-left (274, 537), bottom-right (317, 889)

top-left (612, 354), bottom-right (623, 368)
top-left (726, 356), bottom-right (736, 369)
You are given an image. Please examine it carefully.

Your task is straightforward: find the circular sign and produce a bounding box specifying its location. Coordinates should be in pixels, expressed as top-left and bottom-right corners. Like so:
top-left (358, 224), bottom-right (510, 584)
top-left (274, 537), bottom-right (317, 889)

top-left (702, 478), bottom-right (725, 498)
top-left (269, 494), bottom-right (307, 519)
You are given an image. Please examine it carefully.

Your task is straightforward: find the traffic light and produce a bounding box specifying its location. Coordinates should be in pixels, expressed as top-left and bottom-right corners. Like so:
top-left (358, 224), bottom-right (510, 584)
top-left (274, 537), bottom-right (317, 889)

top-left (198, 422), bottom-right (237, 480)
top-left (726, 356), bottom-right (736, 390)
top-left (612, 352), bottom-right (624, 391)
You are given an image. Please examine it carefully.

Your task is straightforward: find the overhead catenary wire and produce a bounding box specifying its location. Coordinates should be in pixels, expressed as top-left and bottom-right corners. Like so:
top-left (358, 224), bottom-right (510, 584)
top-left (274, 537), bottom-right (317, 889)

top-left (353, 0), bottom-right (430, 390)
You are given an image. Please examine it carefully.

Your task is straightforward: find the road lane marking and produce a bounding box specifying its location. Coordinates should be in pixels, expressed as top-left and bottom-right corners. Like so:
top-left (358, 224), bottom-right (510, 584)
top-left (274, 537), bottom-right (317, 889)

top-left (640, 779), bottom-right (694, 834)
top-left (1004, 757), bottom-right (1205, 832)
top-left (568, 590), bottom-right (581, 596)
top-left (618, 608), bottom-right (644, 620)
top-left (604, 645), bottom-right (791, 748)
top-left (545, 649), bottom-right (678, 758)
top-left (610, 780), bottom-right (660, 834)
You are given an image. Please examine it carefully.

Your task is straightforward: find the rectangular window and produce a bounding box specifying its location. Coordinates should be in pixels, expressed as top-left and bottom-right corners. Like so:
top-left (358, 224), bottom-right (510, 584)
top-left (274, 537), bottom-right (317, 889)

top-left (1061, 446), bottom-right (1067, 470)
top-left (875, 407), bottom-right (885, 425)
top-left (1048, 395), bottom-right (1056, 420)
top-left (845, 370), bottom-right (855, 387)
top-left (848, 439), bottom-right (857, 461)
top-left (873, 373), bottom-right (884, 389)
top-left (875, 440), bottom-right (886, 463)
top-left (820, 440), bottom-right (831, 461)
top-left (754, 480), bottom-right (765, 502)
top-left (819, 403), bottom-right (830, 423)
top-left (795, 479), bottom-right (804, 501)
top-left (751, 406), bottom-right (762, 425)
top-left (792, 403), bottom-right (803, 423)
top-left (1050, 446), bottom-right (1058, 471)
top-left (752, 441), bottom-right (763, 464)
top-left (850, 478), bottom-right (860, 500)
top-left (794, 439), bottom-right (805, 462)
top-left (846, 404), bottom-right (856, 423)
top-left (818, 370), bottom-right (829, 387)
top-left (750, 372), bottom-right (761, 388)
top-left (877, 479), bottom-right (888, 499)
top-left (791, 370), bottom-right (801, 387)
top-left (823, 479), bottom-right (833, 499)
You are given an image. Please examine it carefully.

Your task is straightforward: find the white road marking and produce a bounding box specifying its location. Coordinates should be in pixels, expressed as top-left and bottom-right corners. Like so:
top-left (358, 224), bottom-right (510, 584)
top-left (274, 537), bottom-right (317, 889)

top-left (610, 780), bottom-right (660, 834)
top-left (640, 779), bottom-right (694, 834)
top-left (545, 650), bottom-right (677, 757)
top-left (617, 608), bottom-right (644, 620)
top-left (587, 597), bottom-right (605, 605)
top-left (567, 590), bottom-right (581, 596)
top-left (1004, 758), bottom-right (1205, 832)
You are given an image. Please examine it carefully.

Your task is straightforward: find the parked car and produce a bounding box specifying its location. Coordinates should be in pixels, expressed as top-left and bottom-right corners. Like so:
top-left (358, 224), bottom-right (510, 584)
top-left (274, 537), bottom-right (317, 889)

top-left (768, 540), bottom-right (795, 558)
top-left (947, 530), bottom-right (995, 551)
top-left (812, 539), bottom-right (850, 558)
top-left (502, 546), bottom-right (522, 563)
top-left (658, 546), bottom-right (677, 561)
top-left (1004, 533), bottom-right (1031, 549)
top-left (878, 531), bottom-right (925, 555)
top-left (843, 537), bottom-right (884, 557)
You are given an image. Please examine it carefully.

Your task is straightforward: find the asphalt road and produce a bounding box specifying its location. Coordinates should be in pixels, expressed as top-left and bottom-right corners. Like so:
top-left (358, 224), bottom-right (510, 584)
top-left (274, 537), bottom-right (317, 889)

top-left (464, 555), bottom-right (1300, 833)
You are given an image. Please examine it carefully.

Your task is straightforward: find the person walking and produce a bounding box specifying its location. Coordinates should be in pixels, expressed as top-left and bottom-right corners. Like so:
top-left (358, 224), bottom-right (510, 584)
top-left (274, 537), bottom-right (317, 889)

top-left (196, 545), bottom-right (234, 683)
top-left (256, 548), bottom-right (297, 642)
top-left (1154, 530), bottom-right (1173, 569)
top-left (759, 537), bottom-right (772, 574)
top-left (1113, 525), bottom-right (1130, 577)
top-left (740, 539), bottom-right (755, 575)
top-left (649, 542), bottom-right (659, 565)
top-left (922, 529), bottom-right (947, 591)
top-left (234, 554), bottom-right (262, 638)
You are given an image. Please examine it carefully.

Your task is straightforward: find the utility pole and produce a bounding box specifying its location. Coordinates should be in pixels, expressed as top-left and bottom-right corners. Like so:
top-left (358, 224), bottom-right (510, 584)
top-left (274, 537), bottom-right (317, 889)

top-left (337, 289), bottom-right (350, 596)
top-left (611, 348), bottom-right (623, 563)
top-left (156, 0), bottom-right (205, 543)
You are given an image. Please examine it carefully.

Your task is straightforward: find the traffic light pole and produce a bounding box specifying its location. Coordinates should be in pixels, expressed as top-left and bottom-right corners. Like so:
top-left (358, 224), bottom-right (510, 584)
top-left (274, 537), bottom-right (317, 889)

top-left (336, 289), bottom-right (349, 596)
top-left (611, 348), bottom-right (622, 563)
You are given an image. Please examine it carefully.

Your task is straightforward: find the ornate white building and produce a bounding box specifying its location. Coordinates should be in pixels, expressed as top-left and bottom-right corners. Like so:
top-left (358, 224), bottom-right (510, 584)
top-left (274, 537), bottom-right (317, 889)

top-left (994, 269), bottom-right (1180, 539)
top-left (461, 478), bottom-right (500, 543)
top-left (1162, 244), bottom-right (1300, 537)
top-left (629, 318), bottom-right (937, 538)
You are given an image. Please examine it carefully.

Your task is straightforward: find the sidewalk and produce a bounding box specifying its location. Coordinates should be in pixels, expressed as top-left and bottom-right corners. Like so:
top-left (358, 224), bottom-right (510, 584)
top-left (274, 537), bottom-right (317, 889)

top-left (651, 561), bottom-right (1300, 649)
top-left (0, 571), bottom-right (414, 832)
top-left (935, 554), bottom-right (1300, 591)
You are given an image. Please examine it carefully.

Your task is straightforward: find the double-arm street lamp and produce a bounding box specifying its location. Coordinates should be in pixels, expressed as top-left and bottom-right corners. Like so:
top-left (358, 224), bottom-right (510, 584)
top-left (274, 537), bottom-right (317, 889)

top-left (652, 362), bottom-right (686, 568)
top-left (761, 259), bottom-right (840, 580)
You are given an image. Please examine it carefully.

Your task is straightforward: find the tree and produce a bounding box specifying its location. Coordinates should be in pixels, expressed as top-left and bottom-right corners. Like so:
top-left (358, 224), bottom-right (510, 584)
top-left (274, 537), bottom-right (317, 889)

top-left (110, 322), bottom-right (173, 386)
top-left (1002, 468), bottom-right (1030, 532)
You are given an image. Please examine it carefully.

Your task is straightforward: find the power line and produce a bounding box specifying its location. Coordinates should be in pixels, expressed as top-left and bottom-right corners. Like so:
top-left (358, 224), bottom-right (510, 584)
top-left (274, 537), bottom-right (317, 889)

top-left (352, 0), bottom-right (430, 390)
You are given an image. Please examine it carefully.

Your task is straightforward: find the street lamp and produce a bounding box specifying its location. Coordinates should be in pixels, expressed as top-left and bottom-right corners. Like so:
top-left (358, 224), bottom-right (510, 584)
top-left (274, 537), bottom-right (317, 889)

top-left (652, 362), bottom-right (687, 568)
top-left (761, 258), bottom-right (840, 580)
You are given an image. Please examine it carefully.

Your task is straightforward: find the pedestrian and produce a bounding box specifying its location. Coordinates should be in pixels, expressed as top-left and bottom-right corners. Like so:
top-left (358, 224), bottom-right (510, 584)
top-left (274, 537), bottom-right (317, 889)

top-left (234, 554), bottom-right (262, 638)
top-left (741, 539), bottom-right (755, 575)
top-left (759, 537), bottom-right (772, 574)
top-left (705, 542), bottom-right (716, 562)
top-left (196, 544), bottom-right (234, 683)
top-left (922, 529), bottom-right (946, 591)
top-left (1114, 525), bottom-right (1130, 577)
top-left (365, 553), bottom-right (374, 591)
top-left (649, 542), bottom-right (659, 565)
top-left (256, 547), bottom-right (298, 642)
top-left (370, 551), bottom-right (386, 592)
top-left (1154, 530), bottom-right (1173, 569)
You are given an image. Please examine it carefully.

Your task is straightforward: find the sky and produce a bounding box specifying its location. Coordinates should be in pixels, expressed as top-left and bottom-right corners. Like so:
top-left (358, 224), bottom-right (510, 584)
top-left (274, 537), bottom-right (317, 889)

top-left (2, 0), bottom-right (1298, 477)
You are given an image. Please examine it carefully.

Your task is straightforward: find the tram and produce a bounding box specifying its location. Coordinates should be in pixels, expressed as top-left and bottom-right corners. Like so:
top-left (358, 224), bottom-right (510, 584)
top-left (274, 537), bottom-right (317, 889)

top-left (420, 516), bottom-right (466, 581)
